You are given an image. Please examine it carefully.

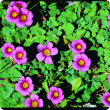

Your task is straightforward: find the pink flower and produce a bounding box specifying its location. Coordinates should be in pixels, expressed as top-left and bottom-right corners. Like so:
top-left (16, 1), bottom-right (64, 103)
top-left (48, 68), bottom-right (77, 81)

top-left (23, 94), bottom-right (43, 108)
top-left (15, 8), bottom-right (33, 28)
top-left (108, 14), bottom-right (110, 20)
top-left (101, 92), bottom-right (110, 107)
top-left (72, 54), bottom-right (91, 72)
top-left (1, 43), bottom-right (15, 58)
top-left (9, 1), bottom-right (28, 10)
top-left (5, 6), bottom-right (20, 24)
top-left (47, 86), bottom-right (64, 104)
top-left (36, 42), bottom-right (58, 64)
top-left (15, 76), bottom-right (34, 96)
top-left (71, 39), bottom-right (86, 54)
top-left (12, 46), bottom-right (27, 65)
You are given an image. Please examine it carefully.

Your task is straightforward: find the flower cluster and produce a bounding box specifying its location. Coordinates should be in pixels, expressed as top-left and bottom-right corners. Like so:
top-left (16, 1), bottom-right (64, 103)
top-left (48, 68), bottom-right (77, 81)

top-left (15, 76), bottom-right (43, 108)
top-left (5, 1), bottom-right (33, 28)
top-left (1, 42), bottom-right (27, 65)
top-left (69, 39), bottom-right (91, 72)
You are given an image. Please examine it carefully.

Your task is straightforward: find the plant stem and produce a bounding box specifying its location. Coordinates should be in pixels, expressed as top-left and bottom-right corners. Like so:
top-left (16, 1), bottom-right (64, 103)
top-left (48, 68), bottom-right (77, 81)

top-left (0, 61), bottom-right (11, 73)
top-left (52, 49), bottom-right (72, 79)
top-left (29, 3), bottom-right (38, 11)
top-left (25, 1), bottom-right (30, 8)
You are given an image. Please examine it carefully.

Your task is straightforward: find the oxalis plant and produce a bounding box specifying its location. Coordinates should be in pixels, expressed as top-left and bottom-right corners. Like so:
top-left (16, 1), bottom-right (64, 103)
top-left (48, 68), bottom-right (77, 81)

top-left (0, 0), bottom-right (110, 108)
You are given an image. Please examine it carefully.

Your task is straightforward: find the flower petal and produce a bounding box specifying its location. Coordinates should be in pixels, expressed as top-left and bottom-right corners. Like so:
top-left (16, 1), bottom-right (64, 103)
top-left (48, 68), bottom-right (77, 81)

top-left (50, 86), bottom-right (58, 92)
top-left (51, 98), bottom-right (59, 104)
top-left (46, 42), bottom-right (53, 49)
top-left (45, 56), bottom-right (53, 64)
top-left (21, 57), bottom-right (27, 64)
top-left (71, 40), bottom-right (77, 48)
top-left (20, 8), bottom-right (29, 15)
top-left (16, 21), bottom-right (25, 28)
top-left (80, 66), bottom-right (89, 72)
top-left (22, 2), bottom-right (28, 8)
top-left (37, 44), bottom-right (45, 52)
top-left (81, 54), bottom-right (88, 62)
top-left (20, 89), bottom-right (30, 96)
top-left (5, 15), bottom-right (12, 23)
top-left (57, 88), bottom-right (63, 96)
top-left (1, 46), bottom-right (5, 53)
top-left (50, 47), bottom-right (58, 55)
top-left (13, 6), bottom-right (19, 13)
top-left (72, 62), bottom-right (80, 70)
top-left (57, 95), bottom-right (64, 102)
top-left (108, 14), bottom-right (110, 20)
top-left (107, 74), bottom-right (110, 80)
top-left (10, 1), bottom-right (15, 6)
top-left (38, 99), bottom-right (43, 108)
top-left (25, 19), bottom-right (33, 26)
top-left (73, 54), bottom-right (81, 62)
top-left (26, 84), bottom-right (34, 93)
top-left (15, 46), bottom-right (23, 52)
top-left (72, 47), bottom-right (79, 54)
top-left (18, 76), bottom-right (25, 84)
top-left (31, 94), bottom-right (39, 101)
top-left (36, 52), bottom-right (45, 62)
top-left (27, 11), bottom-right (33, 20)
top-left (3, 53), bottom-right (10, 58)
top-left (6, 6), bottom-right (13, 14)
top-left (85, 58), bottom-right (91, 67)
top-left (81, 42), bottom-right (86, 49)
top-left (15, 83), bottom-right (23, 91)
top-left (47, 92), bottom-right (53, 100)
top-left (23, 98), bottom-right (31, 107)
top-left (26, 77), bottom-right (32, 85)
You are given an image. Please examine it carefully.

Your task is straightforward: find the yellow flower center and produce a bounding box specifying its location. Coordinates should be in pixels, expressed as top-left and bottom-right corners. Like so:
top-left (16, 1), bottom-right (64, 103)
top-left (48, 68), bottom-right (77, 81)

top-left (107, 97), bottom-right (110, 102)
top-left (22, 82), bottom-right (29, 89)
top-left (6, 47), bottom-right (11, 53)
top-left (21, 15), bottom-right (26, 21)
top-left (76, 44), bottom-right (81, 50)
top-left (11, 12), bottom-right (17, 18)
top-left (53, 92), bottom-right (59, 98)
top-left (16, 4), bottom-right (22, 9)
top-left (31, 101), bottom-right (38, 108)
top-left (78, 60), bottom-right (84, 66)
top-left (17, 53), bottom-right (23, 59)
top-left (43, 49), bottom-right (50, 56)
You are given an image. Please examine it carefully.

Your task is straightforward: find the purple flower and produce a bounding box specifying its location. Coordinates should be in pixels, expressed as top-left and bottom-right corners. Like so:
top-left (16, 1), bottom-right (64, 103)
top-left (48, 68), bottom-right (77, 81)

top-left (15, 76), bottom-right (34, 96)
top-left (71, 39), bottom-right (86, 54)
top-left (15, 8), bottom-right (33, 28)
top-left (12, 46), bottom-right (27, 65)
top-left (36, 42), bottom-right (58, 64)
top-left (72, 54), bottom-right (91, 72)
top-left (47, 86), bottom-right (64, 104)
top-left (1, 43), bottom-right (15, 58)
top-left (23, 94), bottom-right (43, 108)
top-left (101, 92), bottom-right (110, 107)
top-left (9, 1), bottom-right (28, 10)
top-left (5, 6), bottom-right (20, 24)
top-left (108, 14), bottom-right (110, 20)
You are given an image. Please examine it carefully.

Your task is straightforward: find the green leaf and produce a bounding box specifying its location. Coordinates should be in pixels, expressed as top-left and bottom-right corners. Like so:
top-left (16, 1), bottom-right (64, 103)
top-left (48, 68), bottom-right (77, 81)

top-left (98, 74), bottom-right (107, 82)
top-left (42, 81), bottom-right (49, 93)
top-left (2, 86), bottom-right (14, 99)
top-left (60, 99), bottom-right (67, 108)
top-left (82, 94), bottom-right (90, 102)
top-left (2, 27), bottom-right (9, 35)
top-left (12, 92), bottom-right (20, 102)
top-left (76, 98), bottom-right (82, 103)
top-left (56, 9), bottom-right (60, 15)
top-left (70, 77), bottom-right (81, 91)
top-left (0, 101), bottom-right (9, 107)
top-left (30, 70), bottom-right (39, 76)
top-left (66, 74), bottom-right (73, 83)
top-left (103, 80), bottom-right (110, 92)
top-left (84, 31), bottom-right (90, 38)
